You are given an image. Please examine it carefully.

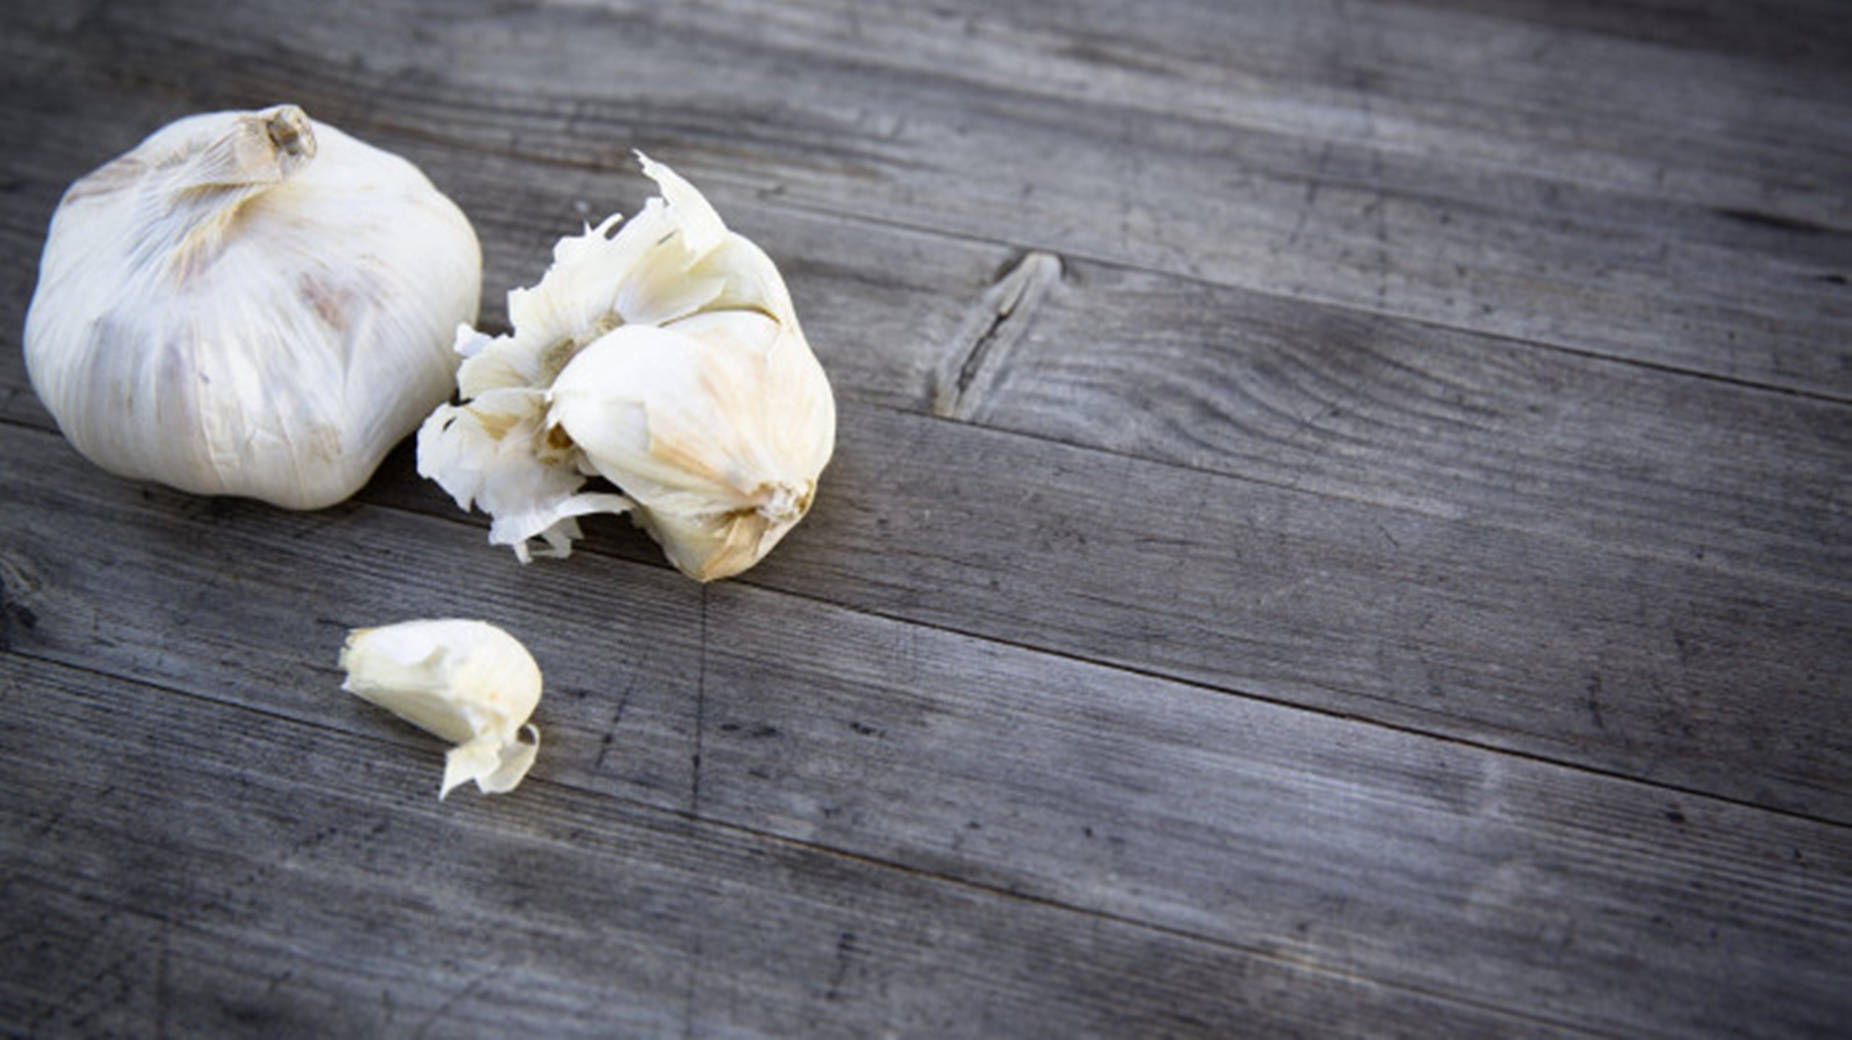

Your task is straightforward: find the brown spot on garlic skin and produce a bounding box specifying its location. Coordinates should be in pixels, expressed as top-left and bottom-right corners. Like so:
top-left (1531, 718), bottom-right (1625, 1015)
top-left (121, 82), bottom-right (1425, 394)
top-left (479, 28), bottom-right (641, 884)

top-left (299, 273), bottom-right (348, 330)
top-left (538, 320), bottom-right (618, 384)
top-left (167, 234), bottom-right (218, 286)
top-left (475, 410), bottom-right (520, 441)
top-left (539, 338), bottom-right (581, 379)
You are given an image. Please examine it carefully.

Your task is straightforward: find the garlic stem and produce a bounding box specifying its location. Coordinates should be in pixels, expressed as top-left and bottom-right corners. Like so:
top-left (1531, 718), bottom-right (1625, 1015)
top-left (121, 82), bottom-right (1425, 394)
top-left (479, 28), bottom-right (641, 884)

top-left (166, 105), bottom-right (318, 279)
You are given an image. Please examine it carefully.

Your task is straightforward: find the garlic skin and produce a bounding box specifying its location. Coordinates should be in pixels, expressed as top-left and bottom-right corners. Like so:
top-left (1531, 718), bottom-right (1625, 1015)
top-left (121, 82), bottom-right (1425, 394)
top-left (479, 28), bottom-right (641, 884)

top-left (418, 155), bottom-right (834, 581)
top-left (339, 619), bottom-right (542, 798)
top-left (24, 104), bottom-right (481, 509)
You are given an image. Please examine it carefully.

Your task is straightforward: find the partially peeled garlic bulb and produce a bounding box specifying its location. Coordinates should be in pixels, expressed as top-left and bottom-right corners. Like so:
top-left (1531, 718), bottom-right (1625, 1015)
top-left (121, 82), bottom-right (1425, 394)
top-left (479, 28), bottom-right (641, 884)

top-left (339, 619), bottom-right (543, 798)
top-left (24, 104), bottom-right (481, 509)
top-left (418, 155), bottom-right (834, 581)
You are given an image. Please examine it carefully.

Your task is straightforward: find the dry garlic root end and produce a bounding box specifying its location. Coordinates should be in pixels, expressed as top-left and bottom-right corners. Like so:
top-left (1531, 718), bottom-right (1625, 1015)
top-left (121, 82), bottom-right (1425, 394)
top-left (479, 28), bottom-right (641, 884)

top-left (338, 619), bottom-right (542, 798)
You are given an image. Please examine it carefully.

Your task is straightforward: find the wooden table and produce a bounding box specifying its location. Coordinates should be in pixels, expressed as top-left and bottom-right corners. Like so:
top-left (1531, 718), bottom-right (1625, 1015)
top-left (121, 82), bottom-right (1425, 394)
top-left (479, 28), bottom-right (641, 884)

top-left (4, 1), bottom-right (1849, 1035)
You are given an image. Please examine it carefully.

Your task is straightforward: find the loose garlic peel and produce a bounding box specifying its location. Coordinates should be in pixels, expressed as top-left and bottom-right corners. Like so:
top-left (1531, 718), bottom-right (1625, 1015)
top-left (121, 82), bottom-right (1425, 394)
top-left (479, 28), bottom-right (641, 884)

top-left (417, 155), bottom-right (835, 581)
top-left (339, 620), bottom-right (542, 798)
top-left (24, 105), bottom-right (481, 509)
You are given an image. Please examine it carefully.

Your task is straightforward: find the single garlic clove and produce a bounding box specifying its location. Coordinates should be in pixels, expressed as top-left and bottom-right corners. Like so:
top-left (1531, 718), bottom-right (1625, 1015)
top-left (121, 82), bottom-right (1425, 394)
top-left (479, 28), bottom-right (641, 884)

top-left (338, 619), bottom-right (543, 798)
top-left (546, 312), bottom-right (833, 581)
top-left (24, 104), bottom-right (481, 510)
top-left (418, 154), bottom-right (835, 577)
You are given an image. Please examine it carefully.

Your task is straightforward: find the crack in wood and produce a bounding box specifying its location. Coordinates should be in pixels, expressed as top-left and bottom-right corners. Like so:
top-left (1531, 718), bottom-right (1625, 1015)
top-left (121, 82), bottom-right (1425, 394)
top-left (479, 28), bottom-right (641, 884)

top-left (691, 586), bottom-right (708, 815)
top-left (592, 683), bottom-right (633, 774)
top-left (1712, 207), bottom-right (1841, 236)
top-left (931, 250), bottom-right (1063, 421)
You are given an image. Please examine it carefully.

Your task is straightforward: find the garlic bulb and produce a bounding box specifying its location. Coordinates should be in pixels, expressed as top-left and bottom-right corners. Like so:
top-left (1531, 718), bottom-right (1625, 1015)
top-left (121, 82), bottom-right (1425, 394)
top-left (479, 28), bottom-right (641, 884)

top-left (339, 619), bottom-right (543, 798)
top-left (418, 155), bottom-right (834, 581)
top-left (24, 104), bottom-right (481, 509)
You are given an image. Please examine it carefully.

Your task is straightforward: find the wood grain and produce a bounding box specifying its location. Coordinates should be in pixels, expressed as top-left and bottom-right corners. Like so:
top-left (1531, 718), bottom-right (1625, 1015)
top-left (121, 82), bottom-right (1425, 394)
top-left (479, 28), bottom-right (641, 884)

top-left (4, 0), bottom-right (1851, 1034)
top-left (10, 656), bottom-right (1572, 1039)
top-left (971, 259), bottom-right (1852, 591)
top-left (3, 424), bottom-right (1847, 1037)
top-left (5, 294), bottom-right (1850, 828)
top-left (9, 0), bottom-right (1848, 395)
top-left (1, 10), bottom-right (1844, 591)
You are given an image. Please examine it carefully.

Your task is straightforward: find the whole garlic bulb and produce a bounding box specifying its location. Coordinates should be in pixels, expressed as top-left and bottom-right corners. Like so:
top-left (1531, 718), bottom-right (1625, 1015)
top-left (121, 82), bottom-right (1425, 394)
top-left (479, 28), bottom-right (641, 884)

top-left (418, 155), bottom-right (834, 581)
top-left (23, 104), bottom-right (481, 509)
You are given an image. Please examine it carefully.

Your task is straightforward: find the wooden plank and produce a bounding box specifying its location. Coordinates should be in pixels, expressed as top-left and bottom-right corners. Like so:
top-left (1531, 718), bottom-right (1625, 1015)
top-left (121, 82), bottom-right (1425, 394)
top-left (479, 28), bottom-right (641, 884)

top-left (1, 654), bottom-right (1571, 1039)
top-left (5, 327), bottom-right (1851, 827)
top-left (1396, 0), bottom-right (1852, 67)
top-left (4, 2), bottom-right (1849, 1035)
top-left (0, 442), bottom-right (710, 814)
top-left (9, 0), bottom-right (1849, 395)
top-left (764, 404), bottom-right (1852, 822)
top-left (640, 0), bottom-right (1852, 247)
top-left (963, 256), bottom-right (1852, 591)
top-left (2, 109), bottom-right (1845, 600)
top-left (3, 423), bottom-right (1850, 1035)
top-left (2, 74), bottom-right (1846, 816)
top-left (688, 581), bottom-right (1852, 1039)
top-left (1, 5), bottom-right (1842, 598)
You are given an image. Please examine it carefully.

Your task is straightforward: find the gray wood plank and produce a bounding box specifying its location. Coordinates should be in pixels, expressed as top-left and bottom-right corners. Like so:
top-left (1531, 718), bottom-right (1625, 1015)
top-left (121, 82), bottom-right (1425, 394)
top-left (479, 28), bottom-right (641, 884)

top-left (10, 0), bottom-right (1849, 395)
top-left (6, 1), bottom-right (1851, 1035)
top-left (1397, 0), bottom-right (1852, 68)
top-left (6, 308), bottom-right (1851, 828)
top-left (8, 657), bottom-right (1548, 1039)
top-left (767, 403), bottom-right (1852, 822)
top-left (3, 422), bottom-right (1849, 1036)
top-left (962, 257), bottom-right (1852, 591)
top-left (3, 84), bottom-right (1847, 818)
top-left (686, 581), bottom-right (1852, 1039)
top-left (2, 108), bottom-right (1845, 600)
top-left (0, 442), bottom-right (710, 816)
top-left (1, 1), bottom-right (1843, 600)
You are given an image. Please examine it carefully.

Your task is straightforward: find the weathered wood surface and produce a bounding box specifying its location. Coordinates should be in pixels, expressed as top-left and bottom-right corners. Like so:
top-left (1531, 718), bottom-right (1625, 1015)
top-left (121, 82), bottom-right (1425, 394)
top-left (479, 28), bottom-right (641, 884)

top-left (3, 0), bottom-right (1850, 1036)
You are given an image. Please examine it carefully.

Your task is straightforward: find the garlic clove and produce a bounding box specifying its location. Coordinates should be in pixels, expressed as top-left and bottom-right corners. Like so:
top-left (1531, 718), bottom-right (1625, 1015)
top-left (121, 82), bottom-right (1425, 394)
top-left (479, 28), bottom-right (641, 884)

top-left (418, 154), bottom-right (835, 577)
top-left (338, 619), bottom-right (543, 798)
top-left (546, 313), bottom-right (832, 581)
top-left (24, 105), bottom-right (481, 510)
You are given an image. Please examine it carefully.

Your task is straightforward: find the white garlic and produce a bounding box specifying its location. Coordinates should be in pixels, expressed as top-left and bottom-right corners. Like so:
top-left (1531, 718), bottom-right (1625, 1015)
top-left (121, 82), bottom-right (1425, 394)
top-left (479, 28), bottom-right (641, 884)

top-left (24, 104), bottom-right (482, 509)
top-left (339, 619), bottom-right (543, 798)
top-left (417, 155), bottom-right (834, 581)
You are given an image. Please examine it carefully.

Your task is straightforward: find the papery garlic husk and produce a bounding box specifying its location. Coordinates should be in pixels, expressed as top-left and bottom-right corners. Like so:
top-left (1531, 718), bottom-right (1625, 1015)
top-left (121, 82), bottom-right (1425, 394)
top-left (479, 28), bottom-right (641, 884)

top-left (24, 104), bottom-right (482, 509)
top-left (339, 619), bottom-right (542, 798)
top-left (417, 154), bottom-right (834, 581)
